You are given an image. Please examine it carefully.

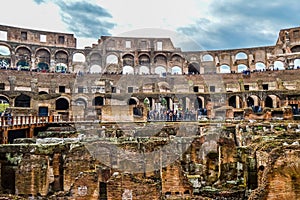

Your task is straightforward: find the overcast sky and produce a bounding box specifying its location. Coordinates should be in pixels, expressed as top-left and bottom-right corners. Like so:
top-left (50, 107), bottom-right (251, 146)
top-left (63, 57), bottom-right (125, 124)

top-left (0, 0), bottom-right (299, 51)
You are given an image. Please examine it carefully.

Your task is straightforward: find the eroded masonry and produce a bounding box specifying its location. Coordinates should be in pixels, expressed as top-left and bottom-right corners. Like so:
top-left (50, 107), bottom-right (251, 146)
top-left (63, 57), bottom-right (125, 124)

top-left (0, 24), bottom-right (299, 199)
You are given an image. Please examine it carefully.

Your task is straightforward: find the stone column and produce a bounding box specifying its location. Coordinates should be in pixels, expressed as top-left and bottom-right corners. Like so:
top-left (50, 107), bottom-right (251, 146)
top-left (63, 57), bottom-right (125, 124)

top-left (8, 76), bottom-right (16, 91)
top-left (50, 81), bottom-right (56, 94)
top-left (30, 78), bottom-right (38, 93)
top-left (31, 57), bottom-right (36, 70)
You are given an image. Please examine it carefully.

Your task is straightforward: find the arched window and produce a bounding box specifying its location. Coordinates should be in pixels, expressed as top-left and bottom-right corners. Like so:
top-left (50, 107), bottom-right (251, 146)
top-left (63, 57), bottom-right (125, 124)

top-left (171, 66), bottom-right (182, 75)
top-left (235, 52), bottom-right (248, 60)
top-left (274, 61), bottom-right (285, 70)
top-left (75, 98), bottom-right (87, 108)
top-left (155, 66), bottom-right (166, 77)
top-left (255, 62), bottom-right (266, 71)
top-left (294, 59), bottom-right (300, 69)
top-left (90, 65), bottom-right (102, 73)
top-left (219, 64), bottom-right (231, 73)
top-left (237, 64), bottom-right (248, 73)
top-left (202, 54), bottom-right (214, 62)
top-left (0, 45), bottom-right (11, 69)
top-left (106, 54), bottom-right (118, 65)
top-left (139, 66), bottom-right (150, 75)
top-left (73, 52), bottom-right (86, 62)
top-left (122, 66), bottom-right (134, 74)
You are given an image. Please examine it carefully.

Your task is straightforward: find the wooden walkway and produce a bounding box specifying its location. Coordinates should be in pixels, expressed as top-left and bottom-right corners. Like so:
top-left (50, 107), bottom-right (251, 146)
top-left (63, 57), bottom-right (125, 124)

top-left (0, 116), bottom-right (67, 144)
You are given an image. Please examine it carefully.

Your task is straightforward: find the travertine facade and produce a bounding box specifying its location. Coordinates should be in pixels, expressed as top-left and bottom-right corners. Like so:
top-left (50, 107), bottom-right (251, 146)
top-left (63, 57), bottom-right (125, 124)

top-left (0, 24), bottom-right (300, 125)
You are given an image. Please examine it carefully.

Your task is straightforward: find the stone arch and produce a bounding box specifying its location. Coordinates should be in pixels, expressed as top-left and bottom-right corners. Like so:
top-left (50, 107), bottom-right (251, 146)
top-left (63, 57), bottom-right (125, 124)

top-left (55, 50), bottom-right (68, 65)
top-left (171, 54), bottom-right (183, 65)
top-left (138, 54), bottom-right (150, 66)
top-left (219, 64), bottom-right (231, 73)
top-left (265, 95), bottom-right (281, 108)
top-left (15, 94), bottom-right (31, 108)
top-left (122, 54), bottom-right (134, 66)
top-left (255, 62), bottom-right (266, 71)
top-left (55, 97), bottom-right (70, 110)
top-left (0, 95), bottom-right (9, 104)
top-left (155, 66), bottom-right (166, 77)
top-left (0, 44), bottom-right (11, 55)
top-left (171, 66), bottom-right (182, 75)
top-left (188, 62), bottom-right (200, 74)
top-left (15, 46), bottom-right (31, 70)
top-left (74, 98), bottom-right (87, 108)
top-left (246, 95), bottom-right (260, 107)
top-left (0, 44), bottom-right (11, 69)
top-left (202, 54), bottom-right (214, 62)
top-left (228, 95), bottom-right (243, 108)
top-left (158, 81), bottom-right (170, 92)
top-left (238, 64), bottom-right (248, 73)
top-left (89, 52), bottom-right (102, 65)
top-left (106, 54), bottom-right (118, 66)
top-left (72, 52), bottom-right (86, 63)
top-left (291, 45), bottom-right (300, 53)
top-left (235, 52), bottom-right (248, 60)
top-left (93, 96), bottom-right (104, 106)
top-left (154, 54), bottom-right (167, 66)
top-left (35, 48), bottom-right (51, 72)
top-left (274, 60), bottom-right (285, 70)
top-left (128, 97), bottom-right (138, 105)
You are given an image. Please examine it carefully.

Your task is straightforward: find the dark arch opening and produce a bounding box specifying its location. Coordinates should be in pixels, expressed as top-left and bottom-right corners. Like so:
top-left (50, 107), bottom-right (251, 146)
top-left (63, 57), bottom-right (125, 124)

top-left (188, 63), bottom-right (200, 74)
top-left (128, 98), bottom-right (137, 105)
top-left (93, 96), bottom-right (104, 106)
top-left (0, 96), bottom-right (9, 104)
top-left (38, 91), bottom-right (48, 95)
top-left (229, 96), bottom-right (237, 108)
top-left (291, 45), bottom-right (300, 53)
top-left (56, 98), bottom-right (69, 110)
top-left (15, 94), bottom-right (30, 107)
top-left (247, 97), bottom-right (254, 107)
top-left (194, 97), bottom-right (203, 110)
top-left (258, 165), bottom-right (265, 171)
top-left (265, 96), bottom-right (273, 108)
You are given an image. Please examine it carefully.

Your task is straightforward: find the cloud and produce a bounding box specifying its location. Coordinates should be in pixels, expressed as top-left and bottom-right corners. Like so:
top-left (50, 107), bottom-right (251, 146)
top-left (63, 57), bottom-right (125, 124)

top-left (56, 1), bottom-right (116, 38)
top-left (33, 0), bottom-right (47, 4)
top-left (33, 0), bottom-right (116, 38)
top-left (177, 0), bottom-right (300, 50)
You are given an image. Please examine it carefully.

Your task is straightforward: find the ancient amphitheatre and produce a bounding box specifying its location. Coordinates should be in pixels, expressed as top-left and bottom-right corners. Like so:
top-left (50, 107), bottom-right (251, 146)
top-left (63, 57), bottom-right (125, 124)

top-left (0, 24), bottom-right (299, 199)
